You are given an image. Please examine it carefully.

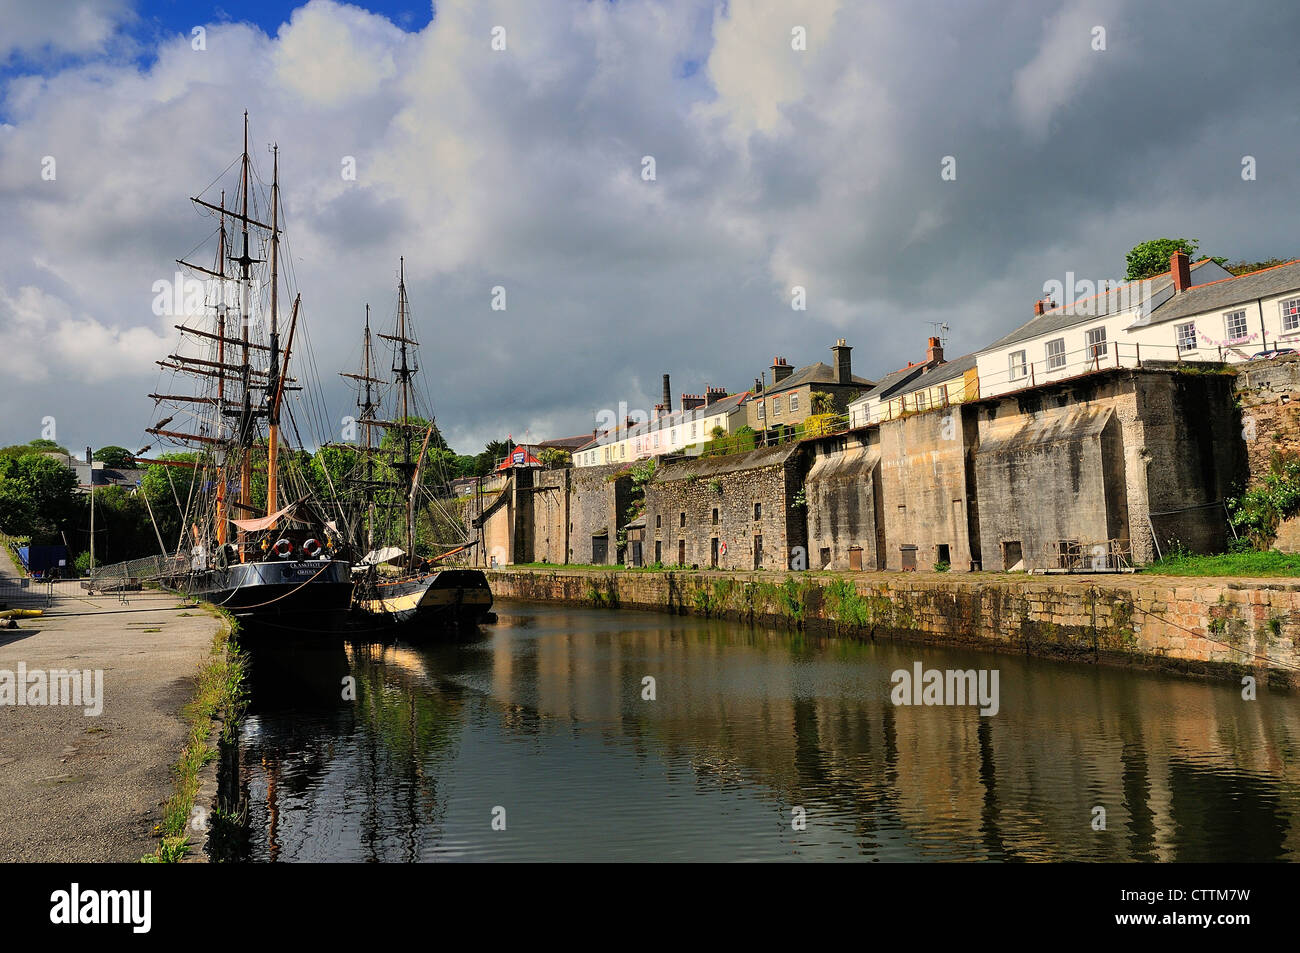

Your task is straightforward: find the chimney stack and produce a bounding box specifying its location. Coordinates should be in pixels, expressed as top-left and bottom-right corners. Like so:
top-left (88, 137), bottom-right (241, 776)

top-left (1171, 250), bottom-right (1190, 292)
top-left (830, 338), bottom-right (852, 386)
top-left (705, 385), bottom-right (727, 406)
top-left (926, 336), bottom-right (944, 367)
top-left (771, 356), bottom-right (793, 384)
top-left (661, 374), bottom-right (672, 414)
top-left (680, 393), bottom-right (705, 411)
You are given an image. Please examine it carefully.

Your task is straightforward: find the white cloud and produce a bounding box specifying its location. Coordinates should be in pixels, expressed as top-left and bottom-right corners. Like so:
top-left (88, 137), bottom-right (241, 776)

top-left (0, 282), bottom-right (169, 384)
top-left (0, 0), bottom-right (1296, 455)
top-left (0, 0), bottom-right (133, 62)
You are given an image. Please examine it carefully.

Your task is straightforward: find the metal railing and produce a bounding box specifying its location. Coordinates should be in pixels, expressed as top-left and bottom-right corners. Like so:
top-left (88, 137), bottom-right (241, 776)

top-left (87, 554), bottom-right (187, 593)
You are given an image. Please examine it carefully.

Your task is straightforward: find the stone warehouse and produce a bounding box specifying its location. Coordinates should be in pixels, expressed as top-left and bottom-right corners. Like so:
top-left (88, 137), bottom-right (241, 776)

top-left (473, 365), bottom-right (1248, 574)
top-left (641, 445), bottom-right (806, 570)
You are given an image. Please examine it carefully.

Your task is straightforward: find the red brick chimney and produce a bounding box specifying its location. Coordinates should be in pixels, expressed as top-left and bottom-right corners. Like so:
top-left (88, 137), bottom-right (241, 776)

top-left (926, 336), bottom-right (944, 367)
top-left (771, 357), bottom-right (793, 383)
top-left (1171, 250), bottom-right (1190, 292)
top-left (1034, 299), bottom-right (1046, 316)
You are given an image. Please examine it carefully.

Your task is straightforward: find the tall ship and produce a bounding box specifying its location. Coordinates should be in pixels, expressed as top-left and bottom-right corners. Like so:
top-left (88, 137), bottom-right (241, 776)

top-left (338, 259), bottom-right (493, 629)
top-left (141, 114), bottom-right (353, 627)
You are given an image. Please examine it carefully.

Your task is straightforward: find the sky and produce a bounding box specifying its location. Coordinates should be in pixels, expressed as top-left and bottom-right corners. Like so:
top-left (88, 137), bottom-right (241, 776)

top-left (0, 0), bottom-right (1298, 458)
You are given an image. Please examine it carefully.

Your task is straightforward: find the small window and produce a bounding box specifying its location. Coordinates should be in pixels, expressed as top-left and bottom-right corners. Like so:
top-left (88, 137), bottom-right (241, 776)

top-left (680, 512), bottom-right (686, 528)
top-left (753, 502), bottom-right (761, 520)
top-left (1225, 310), bottom-right (1248, 342)
top-left (758, 403), bottom-right (765, 421)
top-left (655, 515), bottom-right (661, 529)
top-left (772, 398), bottom-right (782, 417)
top-left (1009, 350), bottom-right (1028, 379)
top-left (712, 508), bottom-right (719, 525)
top-left (1176, 322), bottom-right (1197, 352)
top-left (1045, 337), bottom-right (1066, 370)
top-left (690, 422), bottom-right (696, 438)
top-left (790, 394), bottom-right (799, 413)
top-left (1085, 326), bottom-right (1107, 359)
top-left (670, 428), bottom-right (677, 444)
top-left (1282, 297), bottom-right (1300, 332)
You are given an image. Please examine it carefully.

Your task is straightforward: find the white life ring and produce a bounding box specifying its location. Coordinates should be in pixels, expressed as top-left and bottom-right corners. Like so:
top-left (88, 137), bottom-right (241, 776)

top-left (302, 538), bottom-right (322, 558)
top-left (273, 538), bottom-right (293, 558)
top-left (719, 541), bottom-right (728, 556)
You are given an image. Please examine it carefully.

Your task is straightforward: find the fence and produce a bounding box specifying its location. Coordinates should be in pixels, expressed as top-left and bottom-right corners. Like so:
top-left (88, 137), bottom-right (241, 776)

top-left (87, 554), bottom-right (188, 594)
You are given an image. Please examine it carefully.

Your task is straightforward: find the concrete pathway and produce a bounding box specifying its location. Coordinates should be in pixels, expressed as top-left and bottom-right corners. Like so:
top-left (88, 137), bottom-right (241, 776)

top-left (0, 549), bottom-right (221, 862)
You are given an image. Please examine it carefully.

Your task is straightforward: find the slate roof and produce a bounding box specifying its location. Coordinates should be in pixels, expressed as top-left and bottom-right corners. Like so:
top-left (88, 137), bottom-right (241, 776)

top-left (983, 259), bottom-right (1220, 351)
top-left (536, 434), bottom-right (598, 451)
top-left (766, 361), bottom-right (873, 395)
top-left (899, 352), bottom-right (978, 392)
top-left (855, 363), bottom-right (931, 403)
top-left (596, 391), bottom-right (751, 446)
top-left (653, 443), bottom-right (800, 481)
top-left (1132, 260), bottom-right (1300, 328)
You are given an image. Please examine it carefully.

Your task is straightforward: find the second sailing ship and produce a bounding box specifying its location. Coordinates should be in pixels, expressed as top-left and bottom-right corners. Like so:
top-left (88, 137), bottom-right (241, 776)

top-left (340, 259), bottom-right (493, 629)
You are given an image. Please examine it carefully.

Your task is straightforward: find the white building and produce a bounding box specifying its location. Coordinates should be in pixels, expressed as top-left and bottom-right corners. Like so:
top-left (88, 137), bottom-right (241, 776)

top-left (573, 389), bottom-right (750, 467)
top-left (975, 254), bottom-right (1234, 399)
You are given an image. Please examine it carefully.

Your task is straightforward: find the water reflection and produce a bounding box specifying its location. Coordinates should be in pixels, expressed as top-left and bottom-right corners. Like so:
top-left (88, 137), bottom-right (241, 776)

top-left (221, 602), bottom-right (1300, 861)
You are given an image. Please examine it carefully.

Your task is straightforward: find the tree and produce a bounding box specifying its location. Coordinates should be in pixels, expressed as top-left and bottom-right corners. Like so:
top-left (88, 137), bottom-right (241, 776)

top-left (1, 438), bottom-right (69, 461)
top-left (810, 391), bottom-right (835, 414)
top-left (93, 446), bottom-right (136, 469)
top-left (1224, 257), bottom-right (1292, 277)
top-left (1124, 238), bottom-right (1227, 281)
top-left (538, 447), bottom-right (571, 469)
top-left (0, 453), bottom-right (79, 542)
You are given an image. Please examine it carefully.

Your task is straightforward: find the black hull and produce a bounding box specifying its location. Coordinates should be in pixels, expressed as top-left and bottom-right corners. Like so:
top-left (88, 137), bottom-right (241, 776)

top-left (183, 559), bottom-right (353, 630)
top-left (353, 568), bottom-right (494, 630)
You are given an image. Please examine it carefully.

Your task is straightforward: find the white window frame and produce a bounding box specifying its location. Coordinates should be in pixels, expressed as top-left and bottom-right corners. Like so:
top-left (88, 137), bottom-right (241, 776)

top-left (1009, 350), bottom-right (1028, 380)
top-left (1281, 297), bottom-right (1300, 332)
top-left (1225, 310), bottom-right (1248, 342)
top-left (1176, 322), bottom-right (1197, 352)
top-left (790, 394), bottom-right (799, 413)
top-left (758, 403), bottom-right (765, 421)
top-left (1045, 338), bottom-right (1066, 370)
top-left (1085, 326), bottom-right (1107, 360)
top-left (773, 398), bottom-right (782, 417)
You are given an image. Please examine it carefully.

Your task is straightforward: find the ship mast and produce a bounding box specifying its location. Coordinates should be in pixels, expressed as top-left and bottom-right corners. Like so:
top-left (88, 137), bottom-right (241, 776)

top-left (265, 142), bottom-right (282, 525)
top-left (389, 258), bottom-right (417, 565)
top-left (215, 191), bottom-right (228, 548)
top-left (236, 112), bottom-right (255, 559)
top-left (362, 306), bottom-right (376, 553)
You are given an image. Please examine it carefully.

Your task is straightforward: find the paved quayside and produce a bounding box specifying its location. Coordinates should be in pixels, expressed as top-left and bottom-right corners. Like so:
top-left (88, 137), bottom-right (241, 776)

top-left (0, 550), bottom-right (222, 862)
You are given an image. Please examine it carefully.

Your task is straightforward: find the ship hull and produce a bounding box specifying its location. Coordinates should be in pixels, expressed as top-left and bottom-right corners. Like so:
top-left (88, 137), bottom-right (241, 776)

top-left (354, 568), bottom-right (494, 629)
top-left (184, 559), bottom-right (354, 629)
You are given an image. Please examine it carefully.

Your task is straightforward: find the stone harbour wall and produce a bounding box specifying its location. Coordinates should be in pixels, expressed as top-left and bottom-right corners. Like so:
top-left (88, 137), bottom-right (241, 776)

top-left (486, 567), bottom-right (1300, 688)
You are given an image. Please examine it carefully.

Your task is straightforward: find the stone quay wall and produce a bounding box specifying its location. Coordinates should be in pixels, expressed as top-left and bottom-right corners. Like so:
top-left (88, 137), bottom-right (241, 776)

top-left (486, 567), bottom-right (1300, 688)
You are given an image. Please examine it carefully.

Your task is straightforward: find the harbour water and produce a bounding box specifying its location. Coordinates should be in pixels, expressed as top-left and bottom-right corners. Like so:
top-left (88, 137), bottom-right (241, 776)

top-left (220, 600), bottom-right (1300, 862)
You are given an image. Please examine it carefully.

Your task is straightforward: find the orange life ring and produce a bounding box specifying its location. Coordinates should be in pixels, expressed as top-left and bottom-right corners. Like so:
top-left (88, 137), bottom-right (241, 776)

top-left (302, 538), bottom-right (322, 558)
top-left (719, 541), bottom-right (728, 556)
top-left (273, 538), bottom-right (293, 558)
